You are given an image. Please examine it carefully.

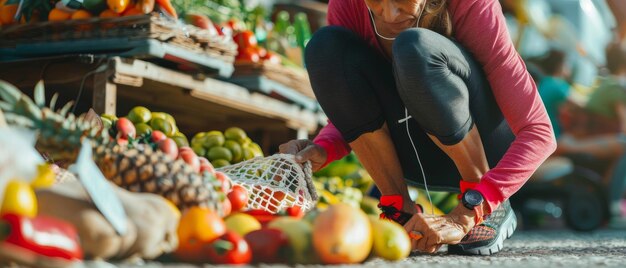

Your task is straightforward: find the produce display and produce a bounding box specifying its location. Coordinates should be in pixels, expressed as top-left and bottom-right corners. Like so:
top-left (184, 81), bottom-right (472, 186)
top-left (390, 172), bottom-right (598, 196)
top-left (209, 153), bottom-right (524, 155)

top-left (190, 127), bottom-right (264, 168)
top-left (0, 0), bottom-right (178, 25)
top-left (0, 81), bottom-right (225, 213)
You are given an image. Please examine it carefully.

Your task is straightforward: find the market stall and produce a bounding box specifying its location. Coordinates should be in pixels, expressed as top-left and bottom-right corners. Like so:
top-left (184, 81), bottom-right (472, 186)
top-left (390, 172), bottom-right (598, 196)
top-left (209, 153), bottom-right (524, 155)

top-left (0, 0), bottom-right (420, 266)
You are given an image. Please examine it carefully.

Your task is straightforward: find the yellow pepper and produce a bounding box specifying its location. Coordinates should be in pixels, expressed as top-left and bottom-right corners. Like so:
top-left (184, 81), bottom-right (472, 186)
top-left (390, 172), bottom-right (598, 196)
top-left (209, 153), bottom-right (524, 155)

top-left (1, 179), bottom-right (38, 218)
top-left (30, 164), bottom-right (56, 189)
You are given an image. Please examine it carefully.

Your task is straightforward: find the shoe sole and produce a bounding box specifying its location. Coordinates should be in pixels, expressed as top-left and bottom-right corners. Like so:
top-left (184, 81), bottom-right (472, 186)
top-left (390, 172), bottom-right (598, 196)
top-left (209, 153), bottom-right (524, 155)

top-left (462, 209), bottom-right (517, 256)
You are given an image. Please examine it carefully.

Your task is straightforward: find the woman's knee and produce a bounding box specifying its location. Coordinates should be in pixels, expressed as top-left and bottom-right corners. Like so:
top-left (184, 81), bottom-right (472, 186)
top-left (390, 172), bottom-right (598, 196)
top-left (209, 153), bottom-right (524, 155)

top-left (392, 28), bottom-right (469, 79)
top-left (392, 29), bottom-right (474, 145)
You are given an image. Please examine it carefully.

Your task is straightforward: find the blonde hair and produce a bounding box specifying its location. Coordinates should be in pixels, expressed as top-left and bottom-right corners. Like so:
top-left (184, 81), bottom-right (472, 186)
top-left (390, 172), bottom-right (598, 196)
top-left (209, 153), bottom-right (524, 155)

top-left (419, 0), bottom-right (452, 37)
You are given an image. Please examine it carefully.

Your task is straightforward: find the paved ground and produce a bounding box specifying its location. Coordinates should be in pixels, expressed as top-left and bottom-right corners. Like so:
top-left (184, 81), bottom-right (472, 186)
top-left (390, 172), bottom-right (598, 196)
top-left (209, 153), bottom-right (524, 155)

top-left (120, 229), bottom-right (625, 268)
top-left (362, 229), bottom-right (626, 268)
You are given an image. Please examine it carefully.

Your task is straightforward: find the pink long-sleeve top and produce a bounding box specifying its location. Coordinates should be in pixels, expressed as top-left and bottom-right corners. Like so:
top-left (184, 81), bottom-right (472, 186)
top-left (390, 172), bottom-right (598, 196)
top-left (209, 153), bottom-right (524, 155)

top-left (312, 0), bottom-right (557, 213)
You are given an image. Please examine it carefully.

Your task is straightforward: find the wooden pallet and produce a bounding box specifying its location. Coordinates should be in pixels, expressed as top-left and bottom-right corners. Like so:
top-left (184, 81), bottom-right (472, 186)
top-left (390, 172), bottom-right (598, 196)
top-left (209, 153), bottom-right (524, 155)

top-left (233, 61), bottom-right (315, 99)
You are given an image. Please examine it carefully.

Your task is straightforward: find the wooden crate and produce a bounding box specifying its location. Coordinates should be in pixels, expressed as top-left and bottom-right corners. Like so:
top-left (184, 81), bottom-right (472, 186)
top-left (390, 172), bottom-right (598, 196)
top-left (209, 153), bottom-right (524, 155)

top-left (0, 14), bottom-right (237, 76)
top-left (233, 61), bottom-right (315, 99)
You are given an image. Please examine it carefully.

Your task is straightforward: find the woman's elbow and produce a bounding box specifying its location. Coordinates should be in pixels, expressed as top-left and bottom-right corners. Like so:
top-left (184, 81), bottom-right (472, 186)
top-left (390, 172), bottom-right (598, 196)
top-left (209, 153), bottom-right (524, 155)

top-left (545, 126), bottom-right (558, 155)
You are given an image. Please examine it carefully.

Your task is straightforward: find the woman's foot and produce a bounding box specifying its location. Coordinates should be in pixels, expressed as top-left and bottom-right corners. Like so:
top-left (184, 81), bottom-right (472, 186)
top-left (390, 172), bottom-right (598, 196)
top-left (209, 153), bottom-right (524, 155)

top-left (447, 200), bottom-right (517, 255)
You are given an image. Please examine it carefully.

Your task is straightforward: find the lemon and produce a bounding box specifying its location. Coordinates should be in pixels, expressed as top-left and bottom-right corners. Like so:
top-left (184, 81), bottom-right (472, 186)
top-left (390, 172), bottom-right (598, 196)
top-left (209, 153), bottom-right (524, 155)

top-left (101, 117), bottom-right (112, 129)
top-left (192, 144), bottom-right (206, 157)
top-left (203, 134), bottom-right (225, 149)
top-left (150, 118), bottom-right (176, 136)
top-left (212, 159), bottom-right (231, 168)
top-left (191, 132), bottom-right (206, 144)
top-left (101, 113), bottom-right (118, 121)
top-left (224, 140), bottom-right (243, 163)
top-left (1, 179), bottom-right (37, 217)
top-left (242, 147), bottom-right (256, 160)
top-left (369, 216), bottom-right (411, 261)
top-left (241, 137), bottom-right (252, 147)
top-left (128, 106), bottom-right (151, 124)
top-left (250, 143), bottom-right (264, 157)
top-left (206, 130), bottom-right (223, 137)
top-left (171, 132), bottom-right (189, 148)
top-left (164, 113), bottom-right (177, 126)
top-left (151, 112), bottom-right (167, 121)
top-left (225, 127), bottom-right (247, 142)
top-left (224, 213), bottom-right (262, 236)
top-left (208, 147), bottom-right (233, 162)
top-left (135, 123), bottom-right (152, 136)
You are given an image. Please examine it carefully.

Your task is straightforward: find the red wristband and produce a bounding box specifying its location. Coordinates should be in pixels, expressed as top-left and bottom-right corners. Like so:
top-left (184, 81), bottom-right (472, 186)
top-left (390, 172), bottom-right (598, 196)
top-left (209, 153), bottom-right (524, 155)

top-left (457, 180), bottom-right (480, 199)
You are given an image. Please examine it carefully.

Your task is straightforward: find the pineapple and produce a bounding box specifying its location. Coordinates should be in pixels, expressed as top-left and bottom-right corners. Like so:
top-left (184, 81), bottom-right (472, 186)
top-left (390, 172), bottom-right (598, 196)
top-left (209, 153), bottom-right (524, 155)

top-left (0, 80), bottom-right (223, 213)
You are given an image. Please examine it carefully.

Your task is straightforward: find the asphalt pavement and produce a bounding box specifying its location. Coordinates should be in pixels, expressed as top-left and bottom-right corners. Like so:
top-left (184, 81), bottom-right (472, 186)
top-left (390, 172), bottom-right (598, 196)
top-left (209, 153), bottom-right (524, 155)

top-left (362, 229), bottom-right (626, 268)
top-left (115, 229), bottom-right (626, 268)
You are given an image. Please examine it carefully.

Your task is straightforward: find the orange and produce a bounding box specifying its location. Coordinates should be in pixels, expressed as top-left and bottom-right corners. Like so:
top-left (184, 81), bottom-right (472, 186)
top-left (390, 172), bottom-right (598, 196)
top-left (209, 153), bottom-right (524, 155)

top-left (0, 4), bottom-right (18, 25)
top-left (99, 9), bottom-right (121, 18)
top-left (174, 206), bottom-right (226, 263)
top-left (122, 6), bottom-right (143, 17)
top-left (71, 10), bottom-right (92, 20)
top-left (48, 8), bottom-right (72, 21)
top-left (107, 0), bottom-right (130, 14)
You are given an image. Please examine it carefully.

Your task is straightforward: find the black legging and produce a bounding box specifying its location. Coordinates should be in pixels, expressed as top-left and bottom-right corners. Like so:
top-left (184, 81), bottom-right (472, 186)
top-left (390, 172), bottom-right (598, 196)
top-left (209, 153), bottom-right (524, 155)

top-left (306, 26), bottom-right (515, 191)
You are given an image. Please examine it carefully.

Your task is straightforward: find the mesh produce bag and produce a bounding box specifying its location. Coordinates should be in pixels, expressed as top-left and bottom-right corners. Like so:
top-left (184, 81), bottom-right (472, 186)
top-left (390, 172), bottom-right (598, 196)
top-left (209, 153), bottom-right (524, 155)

top-left (217, 154), bottom-right (319, 213)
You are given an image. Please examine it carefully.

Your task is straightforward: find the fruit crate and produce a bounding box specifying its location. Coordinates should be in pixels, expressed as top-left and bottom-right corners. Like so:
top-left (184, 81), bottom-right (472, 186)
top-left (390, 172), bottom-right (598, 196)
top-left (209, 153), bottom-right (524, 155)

top-left (229, 61), bottom-right (318, 110)
top-left (0, 14), bottom-right (237, 77)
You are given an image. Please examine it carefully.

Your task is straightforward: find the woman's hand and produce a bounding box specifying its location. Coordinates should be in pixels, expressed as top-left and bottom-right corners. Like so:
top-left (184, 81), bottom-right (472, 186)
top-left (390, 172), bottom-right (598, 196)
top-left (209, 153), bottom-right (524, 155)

top-left (403, 204), bottom-right (478, 253)
top-left (278, 139), bottom-right (327, 172)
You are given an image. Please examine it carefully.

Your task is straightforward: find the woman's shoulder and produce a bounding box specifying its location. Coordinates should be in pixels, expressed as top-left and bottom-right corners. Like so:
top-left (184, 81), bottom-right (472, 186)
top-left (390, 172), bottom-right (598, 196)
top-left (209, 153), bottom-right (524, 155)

top-left (328, 0), bottom-right (364, 11)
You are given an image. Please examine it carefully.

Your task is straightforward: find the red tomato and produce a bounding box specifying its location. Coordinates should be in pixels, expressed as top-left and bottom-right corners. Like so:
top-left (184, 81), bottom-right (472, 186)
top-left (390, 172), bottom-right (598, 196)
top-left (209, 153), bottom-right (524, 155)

top-left (244, 228), bottom-right (290, 264)
top-left (233, 30), bottom-right (258, 50)
top-left (199, 157), bottom-right (210, 165)
top-left (178, 148), bottom-right (201, 173)
top-left (286, 205), bottom-right (304, 218)
top-left (116, 118), bottom-right (136, 139)
top-left (215, 172), bottom-right (232, 193)
top-left (236, 47), bottom-right (260, 63)
top-left (151, 130), bottom-right (167, 143)
top-left (200, 163), bottom-right (216, 175)
top-left (227, 19), bottom-right (245, 32)
top-left (206, 231), bottom-right (252, 265)
top-left (158, 138), bottom-right (179, 159)
top-left (227, 185), bottom-right (249, 212)
top-left (199, 157), bottom-right (216, 175)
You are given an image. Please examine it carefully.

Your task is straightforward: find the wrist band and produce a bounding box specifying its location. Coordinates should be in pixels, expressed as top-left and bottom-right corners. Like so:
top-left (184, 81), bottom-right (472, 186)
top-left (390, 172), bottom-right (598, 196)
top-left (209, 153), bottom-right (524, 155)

top-left (457, 180), bottom-right (480, 199)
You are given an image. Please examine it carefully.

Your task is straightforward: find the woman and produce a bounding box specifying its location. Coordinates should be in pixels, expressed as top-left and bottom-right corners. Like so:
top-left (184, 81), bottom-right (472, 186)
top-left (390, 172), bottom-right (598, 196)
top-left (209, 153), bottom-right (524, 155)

top-left (280, 0), bottom-right (556, 254)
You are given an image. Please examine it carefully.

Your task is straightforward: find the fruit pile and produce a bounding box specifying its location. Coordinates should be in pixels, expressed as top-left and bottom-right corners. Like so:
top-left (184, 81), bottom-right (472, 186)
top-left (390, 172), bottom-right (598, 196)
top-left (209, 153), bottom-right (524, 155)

top-left (190, 127), bottom-right (264, 169)
top-left (102, 106), bottom-right (192, 156)
top-left (172, 202), bottom-right (411, 265)
top-left (0, 0), bottom-right (177, 26)
top-left (314, 176), bottom-right (363, 210)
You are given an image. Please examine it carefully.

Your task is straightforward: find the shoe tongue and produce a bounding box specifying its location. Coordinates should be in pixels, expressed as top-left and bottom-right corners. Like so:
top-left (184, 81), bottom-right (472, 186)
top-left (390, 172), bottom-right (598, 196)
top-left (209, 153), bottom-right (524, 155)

top-left (380, 195), bottom-right (404, 211)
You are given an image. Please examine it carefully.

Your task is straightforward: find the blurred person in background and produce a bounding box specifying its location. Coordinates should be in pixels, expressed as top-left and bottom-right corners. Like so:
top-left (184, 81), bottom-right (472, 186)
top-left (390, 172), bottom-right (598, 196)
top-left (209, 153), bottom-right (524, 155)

top-left (537, 49), bottom-right (572, 139)
top-left (549, 42), bottom-right (626, 228)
